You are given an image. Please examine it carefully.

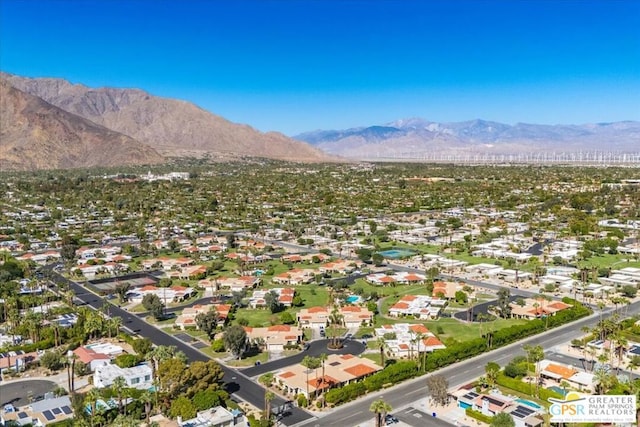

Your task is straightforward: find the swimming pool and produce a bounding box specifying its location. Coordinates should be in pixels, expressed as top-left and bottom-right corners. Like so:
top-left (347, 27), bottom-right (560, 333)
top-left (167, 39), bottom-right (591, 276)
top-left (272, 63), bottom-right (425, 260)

top-left (346, 295), bottom-right (361, 304)
top-left (547, 386), bottom-right (567, 397)
top-left (379, 249), bottom-right (416, 259)
top-left (515, 398), bottom-right (542, 410)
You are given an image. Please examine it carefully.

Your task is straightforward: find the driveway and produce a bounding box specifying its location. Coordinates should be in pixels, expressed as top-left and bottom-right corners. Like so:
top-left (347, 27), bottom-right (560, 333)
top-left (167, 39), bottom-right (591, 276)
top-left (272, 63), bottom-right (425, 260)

top-left (242, 338), bottom-right (365, 377)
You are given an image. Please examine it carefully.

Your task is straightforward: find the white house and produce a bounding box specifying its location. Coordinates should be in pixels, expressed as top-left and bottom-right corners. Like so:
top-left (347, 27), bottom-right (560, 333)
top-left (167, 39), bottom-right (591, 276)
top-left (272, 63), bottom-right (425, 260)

top-left (93, 363), bottom-right (153, 390)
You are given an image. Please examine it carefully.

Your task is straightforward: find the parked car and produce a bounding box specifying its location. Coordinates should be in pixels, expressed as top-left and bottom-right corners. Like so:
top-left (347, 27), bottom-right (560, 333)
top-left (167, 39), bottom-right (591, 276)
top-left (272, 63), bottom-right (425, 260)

top-left (385, 414), bottom-right (399, 425)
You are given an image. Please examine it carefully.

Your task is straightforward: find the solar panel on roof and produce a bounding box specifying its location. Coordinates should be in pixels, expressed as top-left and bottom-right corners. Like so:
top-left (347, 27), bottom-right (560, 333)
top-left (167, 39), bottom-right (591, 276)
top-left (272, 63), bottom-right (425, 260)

top-left (61, 406), bottom-right (72, 415)
top-left (18, 412), bottom-right (28, 419)
top-left (485, 396), bottom-right (505, 406)
top-left (329, 361), bottom-right (341, 366)
top-left (52, 408), bottom-right (62, 415)
top-left (43, 410), bottom-right (55, 421)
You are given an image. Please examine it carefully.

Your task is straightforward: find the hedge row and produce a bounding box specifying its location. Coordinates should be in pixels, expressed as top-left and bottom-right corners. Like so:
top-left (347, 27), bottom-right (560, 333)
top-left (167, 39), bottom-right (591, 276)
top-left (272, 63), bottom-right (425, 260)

top-left (325, 361), bottom-right (418, 405)
top-left (324, 300), bottom-right (589, 406)
top-left (496, 373), bottom-right (563, 401)
top-left (465, 408), bottom-right (493, 424)
top-left (423, 299), bottom-right (591, 373)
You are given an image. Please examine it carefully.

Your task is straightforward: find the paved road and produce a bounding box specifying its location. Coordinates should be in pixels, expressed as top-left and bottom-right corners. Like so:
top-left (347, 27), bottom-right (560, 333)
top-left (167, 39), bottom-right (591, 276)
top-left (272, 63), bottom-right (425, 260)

top-left (295, 302), bottom-right (638, 427)
top-left (396, 406), bottom-right (455, 427)
top-left (243, 339), bottom-right (365, 378)
top-left (43, 265), bottom-right (315, 426)
top-left (452, 296), bottom-right (521, 322)
top-left (0, 380), bottom-right (58, 407)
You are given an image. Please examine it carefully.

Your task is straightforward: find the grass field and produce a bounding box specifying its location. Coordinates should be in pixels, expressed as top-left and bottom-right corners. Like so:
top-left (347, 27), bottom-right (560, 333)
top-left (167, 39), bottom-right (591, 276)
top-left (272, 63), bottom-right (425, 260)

top-left (361, 353), bottom-right (384, 366)
top-left (234, 284), bottom-right (330, 327)
top-left (373, 312), bottom-right (526, 342)
top-left (577, 253), bottom-right (640, 269)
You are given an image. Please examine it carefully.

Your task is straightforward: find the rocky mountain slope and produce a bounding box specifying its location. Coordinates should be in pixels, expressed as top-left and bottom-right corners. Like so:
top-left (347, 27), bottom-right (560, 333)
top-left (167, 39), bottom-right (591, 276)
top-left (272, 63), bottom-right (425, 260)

top-left (296, 118), bottom-right (640, 159)
top-left (2, 73), bottom-right (330, 163)
top-left (0, 78), bottom-right (164, 171)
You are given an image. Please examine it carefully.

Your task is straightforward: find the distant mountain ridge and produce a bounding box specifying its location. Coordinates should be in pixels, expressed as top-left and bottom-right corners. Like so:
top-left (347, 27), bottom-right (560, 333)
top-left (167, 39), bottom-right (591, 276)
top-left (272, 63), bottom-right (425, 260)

top-left (1, 72), bottom-right (332, 169)
top-left (0, 78), bottom-right (164, 171)
top-left (296, 118), bottom-right (640, 159)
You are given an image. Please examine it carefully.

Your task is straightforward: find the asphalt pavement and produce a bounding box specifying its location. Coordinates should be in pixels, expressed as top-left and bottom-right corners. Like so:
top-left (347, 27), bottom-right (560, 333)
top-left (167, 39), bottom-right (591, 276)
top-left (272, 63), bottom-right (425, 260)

top-left (0, 380), bottom-right (58, 407)
top-left (242, 339), bottom-right (365, 377)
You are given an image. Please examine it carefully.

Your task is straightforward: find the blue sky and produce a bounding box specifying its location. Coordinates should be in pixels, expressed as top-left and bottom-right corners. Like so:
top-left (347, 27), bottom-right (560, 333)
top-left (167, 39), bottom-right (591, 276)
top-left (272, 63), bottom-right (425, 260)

top-left (1, 0), bottom-right (639, 135)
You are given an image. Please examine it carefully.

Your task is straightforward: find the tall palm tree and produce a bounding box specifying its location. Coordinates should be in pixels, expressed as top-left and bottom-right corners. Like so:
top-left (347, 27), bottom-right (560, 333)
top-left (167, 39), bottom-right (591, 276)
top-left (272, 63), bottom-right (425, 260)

top-left (85, 387), bottom-right (102, 427)
top-left (112, 375), bottom-right (127, 415)
top-left (318, 353), bottom-right (328, 390)
top-left (370, 398), bottom-right (392, 427)
top-left (108, 317), bottom-right (122, 338)
top-left (139, 390), bottom-right (154, 424)
top-left (328, 306), bottom-right (344, 349)
top-left (264, 390), bottom-right (275, 423)
top-left (376, 337), bottom-right (387, 367)
top-left (301, 356), bottom-right (320, 401)
top-left (627, 356), bottom-right (640, 382)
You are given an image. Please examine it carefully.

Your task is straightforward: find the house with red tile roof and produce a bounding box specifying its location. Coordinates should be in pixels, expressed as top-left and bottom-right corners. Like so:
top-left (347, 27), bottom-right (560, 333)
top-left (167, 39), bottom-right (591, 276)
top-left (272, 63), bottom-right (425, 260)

top-left (244, 325), bottom-right (303, 351)
top-left (73, 346), bottom-right (111, 372)
top-left (175, 303), bottom-right (231, 329)
top-left (272, 268), bottom-right (316, 285)
top-left (217, 276), bottom-right (261, 292)
top-left (388, 295), bottom-right (446, 319)
top-left (509, 298), bottom-right (572, 319)
top-left (274, 353), bottom-right (382, 398)
top-left (249, 288), bottom-right (295, 308)
top-left (374, 323), bottom-right (446, 358)
top-left (296, 306), bottom-right (373, 328)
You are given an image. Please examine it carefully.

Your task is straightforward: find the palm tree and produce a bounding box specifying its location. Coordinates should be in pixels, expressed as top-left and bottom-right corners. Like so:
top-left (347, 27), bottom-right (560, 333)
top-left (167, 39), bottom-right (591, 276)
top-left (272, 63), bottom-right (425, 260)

top-left (139, 390), bottom-right (154, 424)
top-left (318, 353), bottom-right (328, 390)
top-left (370, 398), bottom-right (392, 427)
top-left (264, 390), bottom-right (275, 423)
top-left (301, 355), bottom-right (314, 403)
top-left (108, 316), bottom-right (122, 339)
top-left (328, 306), bottom-right (344, 349)
top-left (85, 387), bottom-right (102, 427)
top-left (376, 337), bottom-right (386, 366)
top-left (112, 375), bottom-right (127, 415)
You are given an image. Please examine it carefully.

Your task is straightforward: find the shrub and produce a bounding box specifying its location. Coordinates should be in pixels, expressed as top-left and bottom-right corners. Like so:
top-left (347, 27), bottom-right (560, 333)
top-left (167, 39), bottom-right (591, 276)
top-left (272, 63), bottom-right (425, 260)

top-left (211, 339), bottom-right (226, 353)
top-left (466, 408), bottom-right (493, 424)
top-left (296, 394), bottom-right (307, 408)
top-left (114, 354), bottom-right (142, 369)
top-left (496, 373), bottom-right (563, 401)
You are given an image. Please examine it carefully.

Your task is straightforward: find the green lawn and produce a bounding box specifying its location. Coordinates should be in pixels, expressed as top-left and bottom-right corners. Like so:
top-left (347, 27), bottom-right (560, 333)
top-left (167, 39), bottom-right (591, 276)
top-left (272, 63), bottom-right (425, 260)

top-left (350, 278), bottom-right (415, 298)
top-left (233, 284), bottom-right (329, 327)
top-left (577, 253), bottom-right (640, 269)
top-left (226, 351), bottom-right (269, 367)
top-left (373, 315), bottom-right (527, 342)
top-left (361, 353), bottom-right (384, 366)
top-left (234, 308), bottom-right (277, 327)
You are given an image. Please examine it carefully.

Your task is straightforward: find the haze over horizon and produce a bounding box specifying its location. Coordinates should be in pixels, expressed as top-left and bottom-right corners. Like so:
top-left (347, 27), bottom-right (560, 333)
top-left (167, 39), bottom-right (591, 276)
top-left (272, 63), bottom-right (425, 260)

top-left (1, 0), bottom-right (638, 135)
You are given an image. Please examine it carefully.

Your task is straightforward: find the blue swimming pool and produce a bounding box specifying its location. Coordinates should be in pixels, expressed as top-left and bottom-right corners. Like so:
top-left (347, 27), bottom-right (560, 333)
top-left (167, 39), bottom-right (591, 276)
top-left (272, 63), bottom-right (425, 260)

top-left (346, 296), bottom-right (361, 304)
top-left (547, 386), bottom-right (567, 397)
top-left (379, 249), bottom-right (416, 259)
top-left (515, 398), bottom-right (542, 410)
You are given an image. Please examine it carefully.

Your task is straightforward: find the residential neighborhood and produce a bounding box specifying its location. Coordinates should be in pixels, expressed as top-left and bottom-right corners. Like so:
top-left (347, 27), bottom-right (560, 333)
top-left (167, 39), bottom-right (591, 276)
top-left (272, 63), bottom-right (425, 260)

top-left (1, 163), bottom-right (640, 427)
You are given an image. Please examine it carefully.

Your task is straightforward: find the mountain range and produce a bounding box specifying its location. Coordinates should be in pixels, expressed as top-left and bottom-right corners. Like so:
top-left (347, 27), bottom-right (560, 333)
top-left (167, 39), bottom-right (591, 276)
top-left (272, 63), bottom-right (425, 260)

top-left (0, 72), bottom-right (330, 170)
top-left (2, 72), bottom-right (638, 169)
top-left (295, 118), bottom-right (640, 159)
